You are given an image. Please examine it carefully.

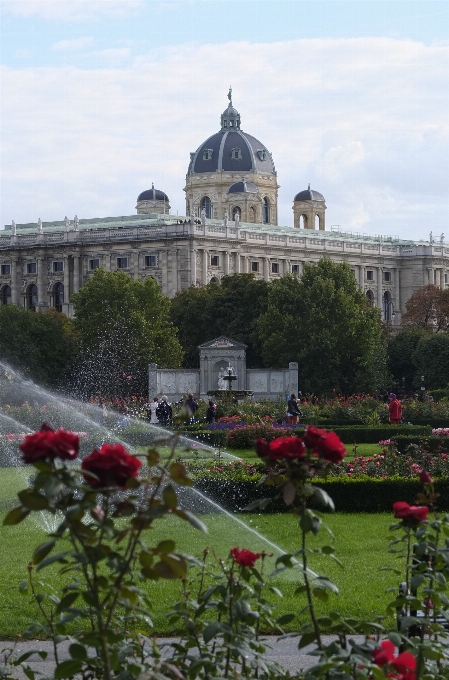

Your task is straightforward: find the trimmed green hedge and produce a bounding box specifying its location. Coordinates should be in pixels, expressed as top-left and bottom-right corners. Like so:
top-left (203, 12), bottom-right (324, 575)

top-left (193, 476), bottom-right (449, 514)
top-left (329, 425), bottom-right (431, 444)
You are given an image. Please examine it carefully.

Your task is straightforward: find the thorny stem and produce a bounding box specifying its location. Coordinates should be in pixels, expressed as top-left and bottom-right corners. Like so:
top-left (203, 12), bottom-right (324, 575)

top-left (28, 567), bottom-right (60, 667)
top-left (301, 500), bottom-right (323, 651)
top-left (224, 562), bottom-right (235, 678)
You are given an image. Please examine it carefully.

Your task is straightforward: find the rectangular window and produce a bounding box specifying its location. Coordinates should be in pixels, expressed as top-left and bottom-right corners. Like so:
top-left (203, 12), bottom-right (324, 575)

top-left (117, 257), bottom-right (128, 269)
top-left (384, 271), bottom-right (391, 282)
top-left (366, 270), bottom-right (374, 281)
top-left (271, 262), bottom-right (279, 274)
top-left (53, 261), bottom-right (63, 273)
top-left (203, 149), bottom-right (213, 161)
top-left (145, 255), bottom-right (157, 267)
top-left (251, 261), bottom-right (259, 272)
top-left (1, 264), bottom-right (11, 275)
top-left (89, 259), bottom-right (100, 271)
top-left (231, 148), bottom-right (242, 160)
top-left (27, 262), bottom-right (37, 274)
top-left (210, 255), bottom-right (219, 267)
top-left (291, 264), bottom-right (299, 275)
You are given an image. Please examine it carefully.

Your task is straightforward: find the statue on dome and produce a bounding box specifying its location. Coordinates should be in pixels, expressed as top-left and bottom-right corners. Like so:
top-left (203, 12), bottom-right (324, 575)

top-left (64, 216), bottom-right (70, 232)
top-left (201, 208), bottom-right (206, 226)
top-left (74, 215), bottom-right (79, 231)
top-left (441, 233), bottom-right (445, 245)
top-left (223, 211), bottom-right (228, 228)
top-left (11, 220), bottom-right (16, 235)
top-left (37, 218), bottom-right (43, 234)
top-left (228, 86), bottom-right (232, 103)
top-left (234, 212), bottom-right (240, 227)
top-left (429, 231), bottom-right (434, 244)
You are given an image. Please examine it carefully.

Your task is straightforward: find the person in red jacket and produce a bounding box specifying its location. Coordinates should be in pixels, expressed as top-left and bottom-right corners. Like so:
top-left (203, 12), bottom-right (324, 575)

top-left (388, 393), bottom-right (402, 424)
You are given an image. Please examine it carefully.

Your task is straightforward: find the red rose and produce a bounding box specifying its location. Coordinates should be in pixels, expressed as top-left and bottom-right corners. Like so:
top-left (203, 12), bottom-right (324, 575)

top-left (419, 470), bottom-right (432, 484)
top-left (20, 423), bottom-right (79, 463)
top-left (230, 547), bottom-right (261, 568)
top-left (81, 444), bottom-right (141, 489)
top-left (372, 640), bottom-right (395, 666)
top-left (391, 652), bottom-right (416, 674)
top-left (266, 436), bottom-right (305, 460)
top-left (256, 438), bottom-right (270, 458)
top-left (303, 426), bottom-right (327, 450)
top-left (393, 501), bottom-right (429, 523)
top-left (315, 431), bottom-right (346, 463)
top-left (304, 427), bottom-right (346, 463)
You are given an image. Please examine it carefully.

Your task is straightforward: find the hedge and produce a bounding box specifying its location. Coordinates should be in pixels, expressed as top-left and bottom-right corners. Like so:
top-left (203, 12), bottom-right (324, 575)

top-left (329, 425), bottom-right (431, 444)
top-left (193, 477), bottom-right (449, 514)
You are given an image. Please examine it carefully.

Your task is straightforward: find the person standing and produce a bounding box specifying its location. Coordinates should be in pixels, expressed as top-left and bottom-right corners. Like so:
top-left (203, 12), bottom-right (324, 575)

top-left (185, 393), bottom-right (198, 424)
top-left (388, 393), bottom-right (402, 424)
top-left (206, 400), bottom-right (216, 425)
top-left (287, 393), bottom-right (302, 425)
top-left (147, 397), bottom-right (159, 424)
top-left (156, 395), bottom-right (172, 427)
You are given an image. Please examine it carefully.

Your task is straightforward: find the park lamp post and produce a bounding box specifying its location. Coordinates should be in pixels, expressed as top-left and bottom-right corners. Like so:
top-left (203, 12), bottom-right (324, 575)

top-left (421, 375), bottom-right (425, 401)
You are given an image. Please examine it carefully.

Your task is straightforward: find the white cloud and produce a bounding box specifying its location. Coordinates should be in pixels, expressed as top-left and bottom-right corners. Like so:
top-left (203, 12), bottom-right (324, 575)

top-left (0, 0), bottom-right (144, 22)
top-left (51, 36), bottom-right (94, 51)
top-left (1, 37), bottom-right (449, 241)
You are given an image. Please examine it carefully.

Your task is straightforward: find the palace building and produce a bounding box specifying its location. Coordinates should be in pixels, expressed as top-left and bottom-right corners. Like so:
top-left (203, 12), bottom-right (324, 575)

top-left (0, 96), bottom-right (447, 323)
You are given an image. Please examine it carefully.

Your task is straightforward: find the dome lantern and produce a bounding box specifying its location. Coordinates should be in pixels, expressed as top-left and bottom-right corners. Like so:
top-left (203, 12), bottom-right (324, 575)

top-left (293, 184), bottom-right (326, 231)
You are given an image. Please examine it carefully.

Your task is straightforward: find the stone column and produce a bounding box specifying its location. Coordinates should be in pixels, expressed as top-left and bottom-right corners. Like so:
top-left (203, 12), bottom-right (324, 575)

top-left (394, 268), bottom-right (400, 314)
top-left (442, 269), bottom-right (446, 291)
top-left (377, 267), bottom-right (383, 309)
top-left (104, 253), bottom-right (111, 272)
top-left (359, 265), bottom-right (365, 288)
top-left (283, 259), bottom-right (290, 276)
top-left (235, 252), bottom-right (241, 274)
top-left (223, 251), bottom-right (229, 276)
top-left (191, 247), bottom-right (197, 285)
top-left (202, 250), bottom-right (208, 286)
top-left (37, 256), bottom-right (48, 308)
top-left (133, 250), bottom-right (139, 280)
top-left (63, 256), bottom-right (70, 301)
top-left (289, 362), bottom-right (299, 396)
top-left (263, 257), bottom-right (270, 281)
top-left (73, 254), bottom-right (81, 294)
top-left (11, 258), bottom-right (19, 305)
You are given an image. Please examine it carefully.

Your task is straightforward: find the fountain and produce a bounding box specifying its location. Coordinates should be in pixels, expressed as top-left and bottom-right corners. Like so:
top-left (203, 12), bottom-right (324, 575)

top-left (0, 361), bottom-right (295, 563)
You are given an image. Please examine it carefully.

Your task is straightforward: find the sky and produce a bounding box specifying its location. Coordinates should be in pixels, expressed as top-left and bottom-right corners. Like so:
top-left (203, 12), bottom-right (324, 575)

top-left (1, 0), bottom-right (449, 241)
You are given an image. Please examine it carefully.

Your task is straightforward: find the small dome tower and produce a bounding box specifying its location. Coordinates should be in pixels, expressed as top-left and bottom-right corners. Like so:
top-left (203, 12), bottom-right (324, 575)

top-left (293, 184), bottom-right (326, 230)
top-left (136, 184), bottom-right (170, 215)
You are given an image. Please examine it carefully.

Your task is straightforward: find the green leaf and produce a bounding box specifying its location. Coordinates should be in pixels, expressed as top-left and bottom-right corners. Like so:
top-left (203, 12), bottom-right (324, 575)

top-left (156, 540), bottom-right (176, 554)
top-left (174, 508), bottom-right (208, 533)
top-left (55, 592), bottom-right (79, 614)
top-left (298, 631), bottom-right (317, 649)
top-left (33, 540), bottom-right (56, 565)
top-left (276, 614), bottom-right (296, 625)
top-left (69, 643), bottom-right (87, 661)
top-left (18, 490), bottom-right (50, 511)
top-left (321, 545), bottom-right (335, 555)
top-left (170, 462), bottom-right (192, 486)
top-left (203, 622), bottom-right (220, 643)
top-left (312, 487), bottom-right (335, 511)
top-left (54, 659), bottom-right (84, 679)
top-left (243, 498), bottom-right (272, 511)
top-left (154, 554), bottom-right (187, 579)
top-left (312, 587), bottom-right (329, 602)
top-left (283, 482), bottom-right (296, 506)
top-left (162, 484), bottom-right (178, 509)
top-left (3, 505), bottom-right (30, 525)
top-left (37, 551), bottom-right (70, 571)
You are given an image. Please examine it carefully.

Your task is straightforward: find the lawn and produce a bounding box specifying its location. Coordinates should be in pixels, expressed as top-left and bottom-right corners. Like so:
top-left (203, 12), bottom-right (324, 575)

top-left (223, 442), bottom-right (380, 461)
top-left (0, 466), bottom-right (402, 638)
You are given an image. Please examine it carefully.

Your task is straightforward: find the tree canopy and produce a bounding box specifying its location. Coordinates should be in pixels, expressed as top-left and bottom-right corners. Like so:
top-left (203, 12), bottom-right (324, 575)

top-left (0, 306), bottom-right (79, 386)
top-left (257, 259), bottom-right (386, 394)
top-left (170, 274), bottom-right (269, 367)
top-left (387, 327), bottom-right (428, 391)
top-left (401, 284), bottom-right (449, 333)
top-left (71, 270), bottom-right (183, 397)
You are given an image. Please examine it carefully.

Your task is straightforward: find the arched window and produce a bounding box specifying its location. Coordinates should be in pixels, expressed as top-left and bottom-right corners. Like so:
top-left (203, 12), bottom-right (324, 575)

top-left (383, 291), bottom-right (392, 320)
top-left (210, 276), bottom-right (219, 284)
top-left (249, 206), bottom-right (256, 223)
top-left (299, 214), bottom-right (308, 229)
top-left (262, 197), bottom-right (270, 224)
top-left (54, 282), bottom-right (64, 312)
top-left (201, 196), bottom-right (211, 219)
top-left (232, 206), bottom-right (241, 220)
top-left (366, 290), bottom-right (374, 308)
top-left (315, 215), bottom-right (320, 230)
top-left (1, 285), bottom-right (11, 305)
top-left (27, 284), bottom-right (38, 311)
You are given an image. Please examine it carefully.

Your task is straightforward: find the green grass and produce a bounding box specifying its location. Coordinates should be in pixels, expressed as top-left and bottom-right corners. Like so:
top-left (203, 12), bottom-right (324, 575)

top-left (223, 443), bottom-right (381, 461)
top-left (0, 467), bottom-right (401, 638)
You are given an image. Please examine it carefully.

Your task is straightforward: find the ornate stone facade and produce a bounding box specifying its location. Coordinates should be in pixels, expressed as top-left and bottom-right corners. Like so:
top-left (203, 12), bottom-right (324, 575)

top-left (0, 97), bottom-right (447, 325)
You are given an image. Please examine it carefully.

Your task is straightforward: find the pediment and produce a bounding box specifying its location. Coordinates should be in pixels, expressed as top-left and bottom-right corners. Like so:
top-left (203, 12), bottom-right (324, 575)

top-left (198, 335), bottom-right (247, 349)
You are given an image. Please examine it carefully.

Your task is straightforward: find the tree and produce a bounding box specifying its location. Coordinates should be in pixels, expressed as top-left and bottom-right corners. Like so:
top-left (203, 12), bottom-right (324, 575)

top-left (387, 327), bottom-right (428, 391)
top-left (71, 270), bottom-right (183, 397)
top-left (257, 259), bottom-right (387, 395)
top-left (0, 306), bottom-right (79, 386)
top-left (401, 284), bottom-right (449, 332)
top-left (170, 274), bottom-right (269, 367)
top-left (412, 333), bottom-right (449, 390)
